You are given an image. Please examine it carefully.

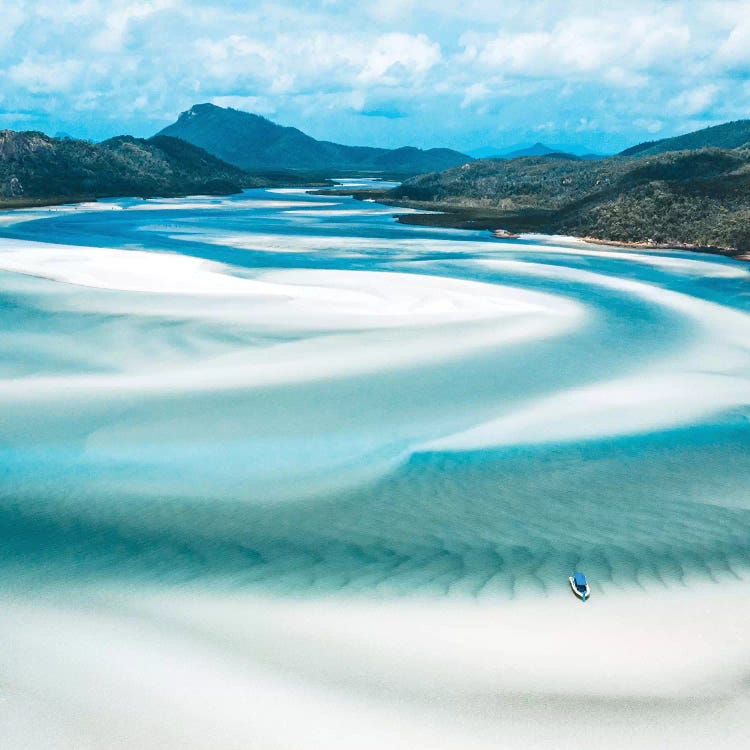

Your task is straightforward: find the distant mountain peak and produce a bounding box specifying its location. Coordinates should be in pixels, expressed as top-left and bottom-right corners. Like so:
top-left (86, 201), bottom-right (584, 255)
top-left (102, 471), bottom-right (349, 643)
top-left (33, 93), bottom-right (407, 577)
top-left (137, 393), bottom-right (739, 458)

top-left (158, 103), bottom-right (472, 174)
top-left (505, 142), bottom-right (557, 158)
top-left (186, 102), bottom-right (221, 113)
top-left (469, 141), bottom-right (601, 160)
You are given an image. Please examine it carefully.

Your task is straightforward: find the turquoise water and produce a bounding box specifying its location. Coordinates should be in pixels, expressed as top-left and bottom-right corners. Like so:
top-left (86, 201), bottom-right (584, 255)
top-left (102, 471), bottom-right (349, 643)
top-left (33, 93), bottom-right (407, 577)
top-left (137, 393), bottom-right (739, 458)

top-left (1, 186), bottom-right (749, 595)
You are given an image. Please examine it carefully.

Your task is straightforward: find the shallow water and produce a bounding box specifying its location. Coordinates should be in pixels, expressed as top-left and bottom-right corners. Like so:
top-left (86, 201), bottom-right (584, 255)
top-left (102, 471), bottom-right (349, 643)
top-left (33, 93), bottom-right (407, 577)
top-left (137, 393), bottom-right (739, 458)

top-left (1, 185), bottom-right (749, 596)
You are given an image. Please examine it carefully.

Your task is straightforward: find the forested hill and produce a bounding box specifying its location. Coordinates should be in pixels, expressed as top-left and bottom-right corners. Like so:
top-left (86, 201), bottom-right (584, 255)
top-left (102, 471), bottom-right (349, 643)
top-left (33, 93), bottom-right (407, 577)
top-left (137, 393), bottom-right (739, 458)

top-left (0, 130), bottom-right (258, 206)
top-left (621, 120), bottom-right (750, 157)
top-left (157, 103), bottom-right (472, 174)
top-left (388, 147), bottom-right (750, 255)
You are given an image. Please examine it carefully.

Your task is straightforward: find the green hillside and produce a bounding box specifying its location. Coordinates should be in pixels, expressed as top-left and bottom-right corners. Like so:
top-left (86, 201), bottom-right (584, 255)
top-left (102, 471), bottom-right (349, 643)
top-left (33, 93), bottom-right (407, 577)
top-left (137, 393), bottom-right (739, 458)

top-left (388, 148), bottom-right (750, 255)
top-left (621, 120), bottom-right (750, 157)
top-left (157, 103), bottom-right (472, 174)
top-left (0, 130), bottom-right (255, 205)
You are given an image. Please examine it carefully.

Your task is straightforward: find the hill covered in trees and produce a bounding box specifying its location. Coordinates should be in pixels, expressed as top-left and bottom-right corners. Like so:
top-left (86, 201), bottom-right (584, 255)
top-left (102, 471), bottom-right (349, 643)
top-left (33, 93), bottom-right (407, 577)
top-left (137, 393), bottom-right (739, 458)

top-left (0, 130), bottom-right (324, 208)
top-left (386, 148), bottom-right (750, 256)
top-left (621, 120), bottom-right (750, 157)
top-left (157, 103), bottom-right (472, 174)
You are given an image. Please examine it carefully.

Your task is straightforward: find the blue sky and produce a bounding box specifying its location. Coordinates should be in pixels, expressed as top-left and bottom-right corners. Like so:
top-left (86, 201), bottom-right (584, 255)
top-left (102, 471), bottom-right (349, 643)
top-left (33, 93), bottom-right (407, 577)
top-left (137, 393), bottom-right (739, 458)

top-left (1, 0), bottom-right (749, 153)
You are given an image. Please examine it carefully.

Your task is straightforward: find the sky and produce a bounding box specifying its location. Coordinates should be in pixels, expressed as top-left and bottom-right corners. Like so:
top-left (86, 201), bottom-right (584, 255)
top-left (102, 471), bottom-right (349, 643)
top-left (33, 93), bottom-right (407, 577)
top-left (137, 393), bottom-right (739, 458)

top-left (1, 0), bottom-right (749, 154)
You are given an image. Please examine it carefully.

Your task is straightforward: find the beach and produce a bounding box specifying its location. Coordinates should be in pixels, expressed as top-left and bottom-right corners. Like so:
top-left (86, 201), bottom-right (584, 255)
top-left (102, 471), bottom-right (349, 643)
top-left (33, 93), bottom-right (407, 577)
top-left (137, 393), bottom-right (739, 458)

top-left (1, 583), bottom-right (748, 750)
top-left (1, 185), bottom-right (749, 748)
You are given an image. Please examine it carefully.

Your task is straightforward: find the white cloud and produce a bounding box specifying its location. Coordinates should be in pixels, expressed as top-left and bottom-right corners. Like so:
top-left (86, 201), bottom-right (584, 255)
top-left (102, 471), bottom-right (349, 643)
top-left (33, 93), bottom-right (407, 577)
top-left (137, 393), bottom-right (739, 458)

top-left (461, 82), bottom-right (490, 109)
top-left (474, 11), bottom-right (692, 83)
top-left (634, 119), bottom-right (664, 135)
top-left (602, 68), bottom-right (649, 89)
top-left (91, 0), bottom-right (175, 52)
top-left (191, 30), bottom-right (440, 100)
top-left (534, 120), bottom-right (556, 133)
top-left (32, 0), bottom-right (100, 22)
top-left (0, 1), bottom-right (24, 51)
top-left (359, 34), bottom-right (441, 85)
top-left (0, 0), bottom-right (747, 151)
top-left (718, 19), bottom-right (750, 67)
top-left (8, 58), bottom-right (83, 94)
top-left (366, 0), bottom-right (418, 24)
top-left (270, 74), bottom-right (295, 95)
top-left (668, 84), bottom-right (720, 116)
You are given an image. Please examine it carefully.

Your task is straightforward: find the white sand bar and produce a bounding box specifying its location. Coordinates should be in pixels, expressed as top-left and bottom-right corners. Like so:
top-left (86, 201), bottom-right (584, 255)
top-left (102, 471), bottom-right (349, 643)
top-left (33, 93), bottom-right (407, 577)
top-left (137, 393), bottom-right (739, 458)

top-left (1, 583), bottom-right (748, 750)
top-left (425, 259), bottom-right (750, 449)
top-left (0, 238), bottom-right (584, 397)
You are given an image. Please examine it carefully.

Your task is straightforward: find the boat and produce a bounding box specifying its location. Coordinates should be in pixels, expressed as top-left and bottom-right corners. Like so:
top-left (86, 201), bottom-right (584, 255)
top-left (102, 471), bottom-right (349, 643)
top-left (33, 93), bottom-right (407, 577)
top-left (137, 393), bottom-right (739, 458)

top-left (569, 572), bottom-right (590, 601)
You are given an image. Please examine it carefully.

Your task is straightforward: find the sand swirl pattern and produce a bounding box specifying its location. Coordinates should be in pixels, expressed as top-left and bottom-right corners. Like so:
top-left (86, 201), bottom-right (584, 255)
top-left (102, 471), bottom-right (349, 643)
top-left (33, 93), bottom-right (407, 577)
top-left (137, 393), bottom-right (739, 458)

top-left (1, 188), bottom-right (749, 595)
top-left (2, 187), bottom-right (750, 750)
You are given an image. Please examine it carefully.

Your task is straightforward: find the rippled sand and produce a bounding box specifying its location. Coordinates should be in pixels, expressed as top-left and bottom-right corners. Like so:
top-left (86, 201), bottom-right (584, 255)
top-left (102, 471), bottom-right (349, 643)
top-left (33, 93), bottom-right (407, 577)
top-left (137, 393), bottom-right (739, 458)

top-left (1, 186), bottom-right (749, 748)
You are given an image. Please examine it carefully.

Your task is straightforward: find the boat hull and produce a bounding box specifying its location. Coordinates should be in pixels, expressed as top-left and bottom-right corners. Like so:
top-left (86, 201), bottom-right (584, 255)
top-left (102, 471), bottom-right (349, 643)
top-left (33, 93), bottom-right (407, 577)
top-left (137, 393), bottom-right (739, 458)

top-left (569, 576), bottom-right (590, 601)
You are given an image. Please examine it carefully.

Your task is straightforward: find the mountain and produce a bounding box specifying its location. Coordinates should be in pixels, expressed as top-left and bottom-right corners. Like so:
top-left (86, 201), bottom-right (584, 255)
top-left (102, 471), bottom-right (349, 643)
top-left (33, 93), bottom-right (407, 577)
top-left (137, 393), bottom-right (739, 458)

top-left (504, 142), bottom-right (561, 158)
top-left (157, 103), bottom-right (472, 174)
top-left (386, 147), bottom-right (750, 255)
top-left (622, 120), bottom-right (750, 157)
top-left (0, 130), bottom-right (299, 207)
top-left (469, 142), bottom-right (600, 159)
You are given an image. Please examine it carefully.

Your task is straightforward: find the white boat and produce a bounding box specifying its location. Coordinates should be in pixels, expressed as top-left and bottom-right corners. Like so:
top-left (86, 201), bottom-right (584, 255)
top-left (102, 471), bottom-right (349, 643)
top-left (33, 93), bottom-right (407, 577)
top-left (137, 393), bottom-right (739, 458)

top-left (569, 572), bottom-right (590, 601)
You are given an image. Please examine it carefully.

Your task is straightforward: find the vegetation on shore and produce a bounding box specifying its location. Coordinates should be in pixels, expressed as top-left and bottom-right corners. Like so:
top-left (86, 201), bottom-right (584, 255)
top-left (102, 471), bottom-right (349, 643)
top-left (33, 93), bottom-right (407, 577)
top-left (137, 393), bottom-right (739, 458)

top-left (0, 130), bottom-right (331, 210)
top-left (4, 112), bottom-right (750, 261)
top-left (385, 147), bottom-right (750, 258)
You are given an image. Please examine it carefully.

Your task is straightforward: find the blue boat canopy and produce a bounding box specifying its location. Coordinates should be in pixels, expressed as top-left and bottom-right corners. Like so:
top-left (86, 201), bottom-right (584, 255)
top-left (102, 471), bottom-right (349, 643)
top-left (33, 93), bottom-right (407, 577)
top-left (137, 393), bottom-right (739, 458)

top-left (573, 572), bottom-right (587, 587)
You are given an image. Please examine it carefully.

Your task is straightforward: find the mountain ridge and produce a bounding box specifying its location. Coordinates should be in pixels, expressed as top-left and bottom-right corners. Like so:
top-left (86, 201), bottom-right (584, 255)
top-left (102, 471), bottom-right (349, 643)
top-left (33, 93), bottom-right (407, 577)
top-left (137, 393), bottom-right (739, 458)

top-left (0, 129), bottom-right (305, 207)
top-left (621, 120), bottom-right (750, 157)
top-left (469, 142), bottom-right (601, 159)
top-left (157, 103), bottom-right (472, 174)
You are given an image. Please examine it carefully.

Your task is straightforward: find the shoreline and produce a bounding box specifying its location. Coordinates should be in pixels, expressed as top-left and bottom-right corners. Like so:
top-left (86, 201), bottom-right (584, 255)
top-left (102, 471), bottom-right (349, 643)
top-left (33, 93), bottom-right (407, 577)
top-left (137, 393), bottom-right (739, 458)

top-left (310, 186), bottom-right (749, 262)
top-left (3, 186), bottom-right (747, 263)
top-left (3, 180), bottom-right (750, 749)
top-left (0, 195), bottom-right (102, 211)
top-left (0, 191), bottom-right (241, 213)
top-left (394, 208), bottom-right (750, 262)
top-left (0, 177), bottom-right (335, 214)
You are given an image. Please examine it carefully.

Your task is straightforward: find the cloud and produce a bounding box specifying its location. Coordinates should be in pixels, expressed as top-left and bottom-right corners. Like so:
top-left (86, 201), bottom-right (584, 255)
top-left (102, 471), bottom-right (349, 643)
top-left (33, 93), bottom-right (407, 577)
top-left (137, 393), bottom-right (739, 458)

top-left (634, 119), bottom-right (664, 135)
top-left (365, 0), bottom-right (419, 24)
top-left (91, 0), bottom-right (175, 52)
top-left (358, 33), bottom-right (441, 85)
top-left (8, 58), bottom-right (84, 94)
top-left (0, 1), bottom-right (24, 51)
top-left (472, 12), bottom-right (691, 82)
top-left (718, 19), bottom-right (750, 68)
top-left (461, 82), bottom-right (490, 109)
top-left (668, 84), bottom-right (720, 116)
top-left (0, 112), bottom-right (35, 124)
top-left (0, 0), bottom-right (746, 152)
